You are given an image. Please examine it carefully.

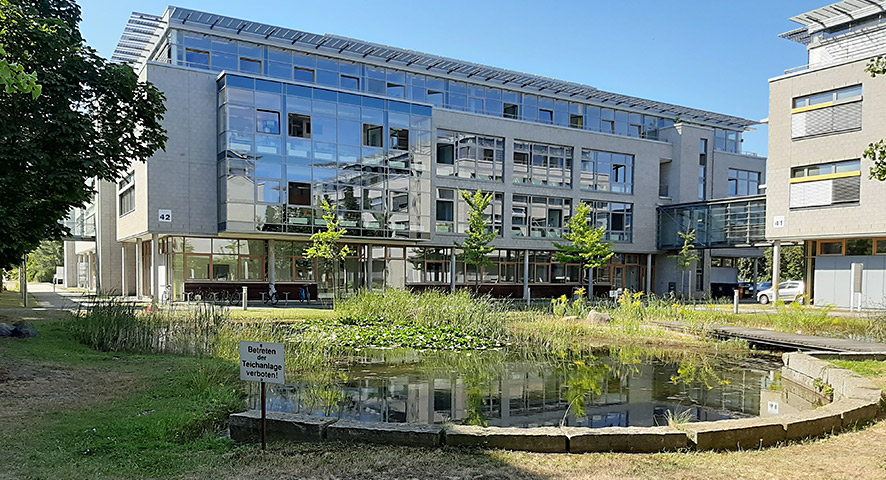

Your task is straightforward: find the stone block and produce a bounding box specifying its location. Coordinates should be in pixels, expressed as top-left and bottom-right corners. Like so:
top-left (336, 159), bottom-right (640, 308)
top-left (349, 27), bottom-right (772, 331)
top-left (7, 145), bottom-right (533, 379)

top-left (823, 399), bottom-right (881, 429)
top-left (781, 409), bottom-right (843, 440)
top-left (563, 426), bottom-right (688, 453)
top-left (229, 411), bottom-right (336, 443)
top-left (444, 425), bottom-right (567, 453)
top-left (683, 418), bottom-right (786, 451)
top-left (326, 421), bottom-right (442, 447)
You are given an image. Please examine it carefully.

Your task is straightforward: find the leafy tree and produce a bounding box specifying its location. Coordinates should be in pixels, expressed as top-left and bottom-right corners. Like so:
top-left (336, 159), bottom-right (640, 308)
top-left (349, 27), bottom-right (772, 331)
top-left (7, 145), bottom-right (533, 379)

top-left (737, 245), bottom-right (805, 283)
top-left (305, 200), bottom-right (352, 308)
top-left (554, 202), bottom-right (613, 298)
top-left (863, 57), bottom-right (886, 180)
top-left (0, 0), bottom-right (167, 269)
top-left (25, 240), bottom-right (63, 282)
top-left (455, 190), bottom-right (497, 288)
top-left (670, 229), bottom-right (699, 298)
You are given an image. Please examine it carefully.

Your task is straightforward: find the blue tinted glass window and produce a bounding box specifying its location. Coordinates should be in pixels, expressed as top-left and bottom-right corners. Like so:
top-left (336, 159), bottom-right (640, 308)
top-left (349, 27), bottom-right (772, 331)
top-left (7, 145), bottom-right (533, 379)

top-left (338, 92), bottom-right (362, 106)
top-left (240, 58), bottom-right (261, 74)
top-left (362, 96), bottom-right (385, 110)
top-left (267, 62), bottom-right (292, 80)
top-left (226, 75), bottom-right (254, 90)
top-left (312, 100), bottom-right (336, 116)
top-left (337, 119), bottom-right (361, 146)
top-left (388, 101), bottom-right (411, 114)
top-left (255, 79), bottom-right (282, 93)
top-left (286, 95), bottom-right (311, 115)
top-left (294, 67), bottom-right (314, 82)
top-left (317, 70), bottom-right (338, 87)
top-left (312, 116), bottom-right (337, 143)
top-left (340, 75), bottom-right (359, 90)
top-left (212, 52), bottom-right (238, 71)
top-left (286, 84), bottom-right (312, 98)
top-left (411, 105), bottom-right (432, 117)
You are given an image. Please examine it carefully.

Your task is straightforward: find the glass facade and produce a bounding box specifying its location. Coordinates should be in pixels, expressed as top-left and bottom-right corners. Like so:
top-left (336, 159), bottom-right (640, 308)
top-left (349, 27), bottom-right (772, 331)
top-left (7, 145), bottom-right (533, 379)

top-left (218, 74), bottom-right (432, 238)
top-left (161, 29), bottom-right (749, 145)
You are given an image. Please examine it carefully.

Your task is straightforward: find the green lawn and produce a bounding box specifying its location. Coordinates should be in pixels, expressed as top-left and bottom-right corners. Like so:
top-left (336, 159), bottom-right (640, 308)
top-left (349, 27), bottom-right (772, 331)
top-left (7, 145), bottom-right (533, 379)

top-left (3, 309), bottom-right (886, 480)
top-left (0, 287), bottom-right (39, 308)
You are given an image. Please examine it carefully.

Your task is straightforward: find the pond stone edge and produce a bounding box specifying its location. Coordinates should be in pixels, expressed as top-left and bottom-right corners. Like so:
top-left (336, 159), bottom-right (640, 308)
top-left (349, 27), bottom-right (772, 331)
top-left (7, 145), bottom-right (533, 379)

top-left (228, 352), bottom-right (883, 453)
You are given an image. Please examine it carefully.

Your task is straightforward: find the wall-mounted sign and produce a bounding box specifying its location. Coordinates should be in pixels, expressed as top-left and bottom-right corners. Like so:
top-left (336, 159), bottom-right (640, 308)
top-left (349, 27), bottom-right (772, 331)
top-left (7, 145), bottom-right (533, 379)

top-left (158, 209), bottom-right (172, 223)
top-left (773, 216), bottom-right (785, 229)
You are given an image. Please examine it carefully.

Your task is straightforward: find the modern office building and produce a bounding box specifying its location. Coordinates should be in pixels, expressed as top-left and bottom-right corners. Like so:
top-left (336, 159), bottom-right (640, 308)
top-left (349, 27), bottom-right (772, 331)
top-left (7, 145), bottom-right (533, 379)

top-left (769, 0), bottom-right (886, 308)
top-left (64, 6), bottom-right (766, 302)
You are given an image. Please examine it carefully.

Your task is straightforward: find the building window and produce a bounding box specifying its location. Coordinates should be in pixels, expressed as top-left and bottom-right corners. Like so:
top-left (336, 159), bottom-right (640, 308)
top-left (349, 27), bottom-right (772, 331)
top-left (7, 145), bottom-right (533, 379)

top-left (847, 239), bottom-right (873, 256)
top-left (185, 48), bottom-right (210, 69)
top-left (287, 182), bottom-right (311, 206)
top-left (728, 169), bottom-right (760, 196)
top-left (340, 75), bottom-right (359, 90)
top-left (118, 172), bottom-right (135, 217)
top-left (790, 159), bottom-right (861, 209)
top-left (713, 129), bottom-right (740, 153)
top-left (239, 58), bottom-right (262, 74)
top-left (791, 85), bottom-right (862, 139)
top-left (436, 188), bottom-right (454, 233)
top-left (819, 240), bottom-right (844, 256)
top-left (514, 141), bottom-right (572, 187)
top-left (437, 130), bottom-right (504, 181)
top-left (579, 149), bottom-right (633, 194)
top-left (294, 66), bottom-right (315, 82)
top-left (390, 128), bottom-right (409, 151)
top-left (512, 195), bottom-right (570, 239)
top-left (363, 123), bottom-right (383, 147)
top-left (588, 201), bottom-right (633, 243)
top-left (503, 103), bottom-right (519, 119)
top-left (256, 109), bottom-right (280, 135)
top-left (793, 85), bottom-right (862, 108)
top-left (538, 109), bottom-right (553, 124)
top-left (569, 114), bottom-right (584, 129)
top-left (287, 113), bottom-right (311, 138)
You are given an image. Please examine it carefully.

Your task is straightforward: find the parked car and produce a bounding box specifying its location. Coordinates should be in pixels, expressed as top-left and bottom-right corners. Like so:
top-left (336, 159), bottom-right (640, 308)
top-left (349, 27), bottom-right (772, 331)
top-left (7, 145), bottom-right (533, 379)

top-left (738, 282), bottom-right (754, 298)
top-left (756, 282), bottom-right (772, 292)
top-left (757, 281), bottom-right (805, 305)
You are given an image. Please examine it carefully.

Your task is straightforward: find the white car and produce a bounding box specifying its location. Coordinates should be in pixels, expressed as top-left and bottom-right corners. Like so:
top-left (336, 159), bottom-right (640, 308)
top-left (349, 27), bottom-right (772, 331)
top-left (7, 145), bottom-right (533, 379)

top-left (757, 281), bottom-right (805, 305)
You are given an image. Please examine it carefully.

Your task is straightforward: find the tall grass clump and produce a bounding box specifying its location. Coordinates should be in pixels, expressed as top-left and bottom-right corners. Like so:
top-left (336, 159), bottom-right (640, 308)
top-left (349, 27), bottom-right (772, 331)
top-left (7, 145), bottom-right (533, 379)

top-left (71, 298), bottom-right (228, 356)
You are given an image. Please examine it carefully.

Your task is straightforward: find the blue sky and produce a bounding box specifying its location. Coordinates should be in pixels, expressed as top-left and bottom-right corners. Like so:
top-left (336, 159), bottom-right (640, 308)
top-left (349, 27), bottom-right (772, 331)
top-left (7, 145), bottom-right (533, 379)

top-left (78, 0), bottom-right (829, 156)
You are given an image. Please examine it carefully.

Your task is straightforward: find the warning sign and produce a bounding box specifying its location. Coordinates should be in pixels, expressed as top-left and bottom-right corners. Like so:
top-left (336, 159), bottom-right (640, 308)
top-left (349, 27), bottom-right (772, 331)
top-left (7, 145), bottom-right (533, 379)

top-left (239, 341), bottom-right (285, 384)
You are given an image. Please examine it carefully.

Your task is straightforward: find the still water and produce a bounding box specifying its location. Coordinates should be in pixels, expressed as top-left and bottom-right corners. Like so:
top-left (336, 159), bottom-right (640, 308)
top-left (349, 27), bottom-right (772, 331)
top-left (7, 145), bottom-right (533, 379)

top-left (248, 348), bottom-right (823, 428)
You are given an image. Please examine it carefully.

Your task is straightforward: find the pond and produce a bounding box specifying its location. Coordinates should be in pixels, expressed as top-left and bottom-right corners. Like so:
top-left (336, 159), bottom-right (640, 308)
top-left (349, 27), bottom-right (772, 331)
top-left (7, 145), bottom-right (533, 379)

top-left (247, 348), bottom-right (825, 428)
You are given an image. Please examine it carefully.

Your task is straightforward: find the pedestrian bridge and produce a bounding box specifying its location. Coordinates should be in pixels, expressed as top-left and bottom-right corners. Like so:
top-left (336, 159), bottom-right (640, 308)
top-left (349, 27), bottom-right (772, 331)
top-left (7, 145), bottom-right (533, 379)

top-left (59, 206), bottom-right (96, 241)
top-left (657, 195), bottom-right (766, 250)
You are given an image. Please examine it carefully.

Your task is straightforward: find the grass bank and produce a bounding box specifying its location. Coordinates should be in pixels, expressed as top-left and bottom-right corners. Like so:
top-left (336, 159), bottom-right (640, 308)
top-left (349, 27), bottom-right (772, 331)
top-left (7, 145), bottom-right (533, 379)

top-left (3, 310), bottom-right (886, 479)
top-left (0, 312), bottom-right (246, 480)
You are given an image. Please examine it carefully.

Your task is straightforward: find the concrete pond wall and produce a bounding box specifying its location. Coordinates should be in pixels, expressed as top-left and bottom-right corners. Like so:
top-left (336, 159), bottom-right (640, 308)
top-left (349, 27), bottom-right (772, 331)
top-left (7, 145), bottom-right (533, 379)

top-left (229, 352), bottom-right (883, 453)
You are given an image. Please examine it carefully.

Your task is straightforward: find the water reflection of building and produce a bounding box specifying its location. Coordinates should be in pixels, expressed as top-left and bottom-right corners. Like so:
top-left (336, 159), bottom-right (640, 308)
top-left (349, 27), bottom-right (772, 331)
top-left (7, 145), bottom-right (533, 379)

top-left (255, 356), bottom-right (793, 428)
top-left (65, 7), bottom-right (767, 301)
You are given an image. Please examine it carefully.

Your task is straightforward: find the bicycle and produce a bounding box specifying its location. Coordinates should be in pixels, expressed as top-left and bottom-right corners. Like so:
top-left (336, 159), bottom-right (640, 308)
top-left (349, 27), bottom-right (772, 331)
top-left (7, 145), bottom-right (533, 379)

top-left (222, 287), bottom-right (242, 306)
top-left (160, 284), bottom-right (172, 304)
top-left (262, 285), bottom-right (279, 306)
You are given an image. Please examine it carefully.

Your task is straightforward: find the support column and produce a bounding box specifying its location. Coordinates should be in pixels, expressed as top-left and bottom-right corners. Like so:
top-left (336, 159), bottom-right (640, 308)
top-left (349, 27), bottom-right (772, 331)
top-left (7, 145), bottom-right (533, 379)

top-left (752, 257), bottom-right (759, 296)
top-left (267, 239), bottom-right (276, 287)
top-left (450, 250), bottom-right (456, 292)
top-left (20, 256), bottom-right (28, 307)
top-left (151, 233), bottom-right (159, 305)
top-left (523, 249), bottom-right (530, 303)
top-left (646, 253), bottom-right (653, 294)
top-left (135, 239), bottom-right (143, 298)
top-left (772, 240), bottom-right (781, 299)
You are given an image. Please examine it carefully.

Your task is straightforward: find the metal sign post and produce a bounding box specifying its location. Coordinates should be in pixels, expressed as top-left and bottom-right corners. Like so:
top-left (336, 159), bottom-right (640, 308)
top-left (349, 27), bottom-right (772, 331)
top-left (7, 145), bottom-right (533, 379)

top-left (239, 341), bottom-right (285, 450)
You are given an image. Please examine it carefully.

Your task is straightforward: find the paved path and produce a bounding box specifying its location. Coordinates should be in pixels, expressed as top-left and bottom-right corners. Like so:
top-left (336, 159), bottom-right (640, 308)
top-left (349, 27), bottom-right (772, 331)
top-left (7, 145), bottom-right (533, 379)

top-left (24, 283), bottom-right (89, 310)
top-left (655, 320), bottom-right (886, 353)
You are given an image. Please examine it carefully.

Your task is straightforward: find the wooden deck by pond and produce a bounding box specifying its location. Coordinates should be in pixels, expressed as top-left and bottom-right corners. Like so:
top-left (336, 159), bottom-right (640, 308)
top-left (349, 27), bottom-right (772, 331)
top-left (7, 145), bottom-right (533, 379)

top-left (654, 321), bottom-right (886, 353)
